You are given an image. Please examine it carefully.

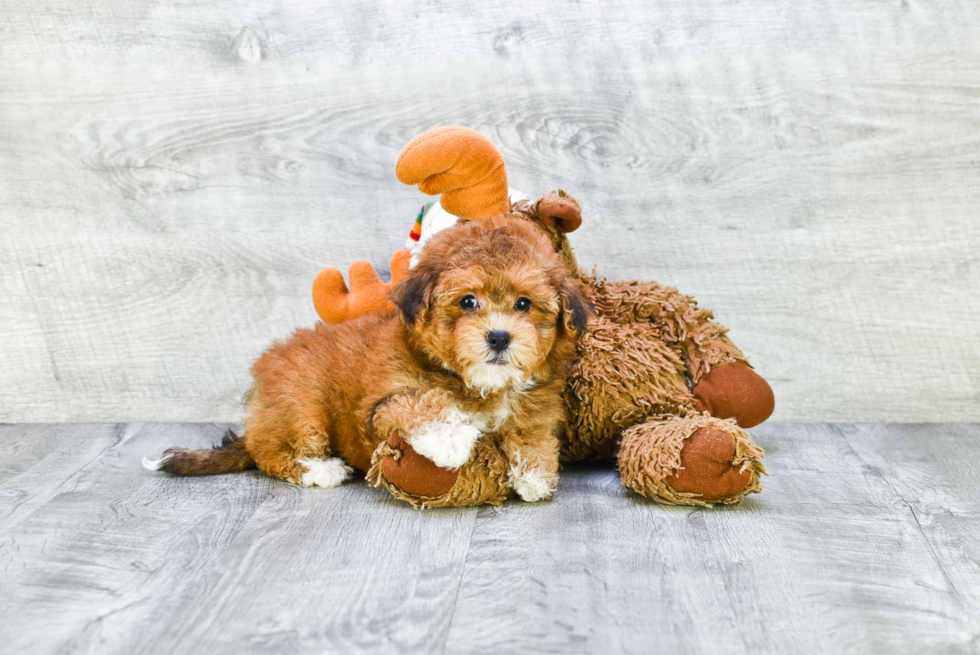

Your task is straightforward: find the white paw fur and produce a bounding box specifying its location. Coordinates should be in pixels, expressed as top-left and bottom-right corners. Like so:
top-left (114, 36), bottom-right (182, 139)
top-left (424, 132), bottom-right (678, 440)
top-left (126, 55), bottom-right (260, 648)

top-left (410, 411), bottom-right (482, 469)
top-left (510, 467), bottom-right (556, 502)
top-left (298, 458), bottom-right (353, 488)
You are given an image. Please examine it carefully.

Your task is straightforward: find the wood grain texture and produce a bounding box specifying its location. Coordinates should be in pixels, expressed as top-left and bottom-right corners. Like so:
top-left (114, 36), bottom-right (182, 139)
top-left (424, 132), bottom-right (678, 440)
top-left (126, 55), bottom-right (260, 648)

top-left (444, 426), bottom-right (980, 653)
top-left (1, 0), bottom-right (979, 422)
top-left (1, 422), bottom-right (979, 654)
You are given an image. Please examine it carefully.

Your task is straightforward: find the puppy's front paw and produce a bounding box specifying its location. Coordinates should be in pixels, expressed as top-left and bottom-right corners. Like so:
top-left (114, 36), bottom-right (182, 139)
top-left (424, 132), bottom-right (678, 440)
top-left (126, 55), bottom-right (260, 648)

top-left (410, 415), bottom-right (481, 470)
top-left (510, 467), bottom-right (556, 502)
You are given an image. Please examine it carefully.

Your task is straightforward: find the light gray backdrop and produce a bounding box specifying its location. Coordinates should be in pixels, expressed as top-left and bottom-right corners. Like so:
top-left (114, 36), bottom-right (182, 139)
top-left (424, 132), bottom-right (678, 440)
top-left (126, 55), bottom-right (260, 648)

top-left (1, 0), bottom-right (978, 423)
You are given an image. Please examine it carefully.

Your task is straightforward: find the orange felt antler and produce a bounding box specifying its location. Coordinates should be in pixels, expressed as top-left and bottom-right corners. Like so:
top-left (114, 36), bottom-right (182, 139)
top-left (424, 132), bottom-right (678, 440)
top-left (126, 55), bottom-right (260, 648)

top-left (312, 250), bottom-right (412, 324)
top-left (395, 126), bottom-right (509, 219)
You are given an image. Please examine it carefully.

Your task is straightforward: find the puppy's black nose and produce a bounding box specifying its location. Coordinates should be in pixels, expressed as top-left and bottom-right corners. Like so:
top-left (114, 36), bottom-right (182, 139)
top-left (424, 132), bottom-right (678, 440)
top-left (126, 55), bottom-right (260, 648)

top-left (486, 330), bottom-right (511, 353)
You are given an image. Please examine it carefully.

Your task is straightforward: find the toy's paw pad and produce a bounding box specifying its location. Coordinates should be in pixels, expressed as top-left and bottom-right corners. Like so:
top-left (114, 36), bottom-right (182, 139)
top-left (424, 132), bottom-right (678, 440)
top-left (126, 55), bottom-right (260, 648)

top-left (409, 416), bottom-right (481, 470)
top-left (381, 434), bottom-right (459, 498)
top-left (510, 468), bottom-right (555, 502)
top-left (669, 428), bottom-right (751, 500)
top-left (298, 457), bottom-right (353, 488)
top-left (693, 361), bottom-right (775, 428)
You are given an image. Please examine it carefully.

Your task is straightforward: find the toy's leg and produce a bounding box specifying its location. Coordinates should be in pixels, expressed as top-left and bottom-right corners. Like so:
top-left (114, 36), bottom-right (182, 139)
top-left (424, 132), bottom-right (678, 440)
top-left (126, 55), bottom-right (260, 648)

top-left (692, 361), bottom-right (775, 428)
top-left (578, 277), bottom-right (775, 428)
top-left (561, 316), bottom-right (695, 461)
top-left (618, 414), bottom-right (766, 506)
top-left (367, 434), bottom-right (513, 509)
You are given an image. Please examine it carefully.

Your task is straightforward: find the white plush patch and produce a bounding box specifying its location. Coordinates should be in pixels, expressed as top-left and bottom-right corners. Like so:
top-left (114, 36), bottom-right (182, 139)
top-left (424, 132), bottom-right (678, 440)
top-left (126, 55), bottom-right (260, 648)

top-left (510, 467), bottom-right (555, 502)
top-left (408, 202), bottom-right (461, 267)
top-left (298, 457), bottom-right (354, 488)
top-left (142, 456), bottom-right (164, 471)
top-left (410, 410), bottom-right (482, 469)
top-left (407, 188), bottom-right (529, 268)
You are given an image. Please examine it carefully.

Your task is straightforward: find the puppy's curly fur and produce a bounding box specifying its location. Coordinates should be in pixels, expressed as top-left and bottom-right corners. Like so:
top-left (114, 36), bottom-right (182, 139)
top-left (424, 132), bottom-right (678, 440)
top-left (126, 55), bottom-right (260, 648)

top-left (147, 216), bottom-right (590, 501)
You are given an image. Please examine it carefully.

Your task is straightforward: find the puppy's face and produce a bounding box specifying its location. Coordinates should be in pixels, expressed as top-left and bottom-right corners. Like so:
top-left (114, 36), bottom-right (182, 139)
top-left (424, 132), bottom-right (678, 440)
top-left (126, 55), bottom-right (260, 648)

top-left (392, 217), bottom-right (590, 394)
top-left (426, 263), bottom-right (561, 393)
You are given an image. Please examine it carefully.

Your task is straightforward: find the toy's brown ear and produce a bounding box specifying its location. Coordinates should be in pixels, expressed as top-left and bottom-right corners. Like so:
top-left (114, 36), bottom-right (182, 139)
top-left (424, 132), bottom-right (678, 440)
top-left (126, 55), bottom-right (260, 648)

top-left (395, 126), bottom-right (510, 220)
top-left (536, 189), bottom-right (582, 233)
top-left (390, 258), bottom-right (439, 325)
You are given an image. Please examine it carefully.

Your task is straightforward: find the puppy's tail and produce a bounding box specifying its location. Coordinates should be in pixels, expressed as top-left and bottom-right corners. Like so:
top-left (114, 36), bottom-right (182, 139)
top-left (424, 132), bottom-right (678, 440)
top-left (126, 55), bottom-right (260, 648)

top-left (142, 429), bottom-right (255, 476)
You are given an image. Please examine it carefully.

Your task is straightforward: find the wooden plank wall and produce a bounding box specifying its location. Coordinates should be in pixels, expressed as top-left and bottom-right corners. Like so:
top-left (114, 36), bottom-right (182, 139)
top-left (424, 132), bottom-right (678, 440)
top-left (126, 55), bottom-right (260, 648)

top-left (1, 0), bottom-right (978, 422)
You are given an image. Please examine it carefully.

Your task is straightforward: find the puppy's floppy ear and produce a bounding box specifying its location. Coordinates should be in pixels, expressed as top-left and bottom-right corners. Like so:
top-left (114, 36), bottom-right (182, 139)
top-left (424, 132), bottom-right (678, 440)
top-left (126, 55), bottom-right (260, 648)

top-left (555, 275), bottom-right (593, 337)
top-left (390, 260), bottom-right (439, 324)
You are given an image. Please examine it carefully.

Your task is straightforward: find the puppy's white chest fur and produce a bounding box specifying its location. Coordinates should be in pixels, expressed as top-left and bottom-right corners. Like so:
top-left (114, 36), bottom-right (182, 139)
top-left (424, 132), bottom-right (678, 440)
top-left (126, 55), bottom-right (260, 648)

top-left (471, 393), bottom-right (516, 432)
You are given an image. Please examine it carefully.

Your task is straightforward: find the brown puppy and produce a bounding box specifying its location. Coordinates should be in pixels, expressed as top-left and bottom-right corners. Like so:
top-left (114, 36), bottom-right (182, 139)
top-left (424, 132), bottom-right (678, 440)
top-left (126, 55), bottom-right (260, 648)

top-left (144, 215), bottom-right (590, 501)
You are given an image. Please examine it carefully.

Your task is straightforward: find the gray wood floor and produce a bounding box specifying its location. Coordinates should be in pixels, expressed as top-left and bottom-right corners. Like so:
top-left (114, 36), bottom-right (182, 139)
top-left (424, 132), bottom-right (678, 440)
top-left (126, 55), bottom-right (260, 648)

top-left (1, 423), bottom-right (978, 654)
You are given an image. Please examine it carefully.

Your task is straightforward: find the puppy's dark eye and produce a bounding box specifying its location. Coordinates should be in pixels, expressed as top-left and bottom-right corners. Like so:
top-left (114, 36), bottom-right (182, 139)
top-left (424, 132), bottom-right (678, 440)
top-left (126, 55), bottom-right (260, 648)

top-left (514, 297), bottom-right (532, 312)
top-left (459, 295), bottom-right (480, 311)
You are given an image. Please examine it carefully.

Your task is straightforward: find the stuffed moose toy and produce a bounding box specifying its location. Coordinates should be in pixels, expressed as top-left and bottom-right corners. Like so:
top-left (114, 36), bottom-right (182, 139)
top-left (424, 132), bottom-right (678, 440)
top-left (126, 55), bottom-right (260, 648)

top-left (312, 126), bottom-right (775, 508)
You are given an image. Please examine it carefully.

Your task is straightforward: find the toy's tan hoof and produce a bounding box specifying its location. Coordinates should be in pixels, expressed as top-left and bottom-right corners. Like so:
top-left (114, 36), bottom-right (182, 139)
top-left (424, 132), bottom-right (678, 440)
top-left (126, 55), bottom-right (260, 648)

top-left (693, 361), bottom-right (775, 428)
top-left (379, 434), bottom-right (458, 498)
top-left (669, 428), bottom-right (752, 500)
